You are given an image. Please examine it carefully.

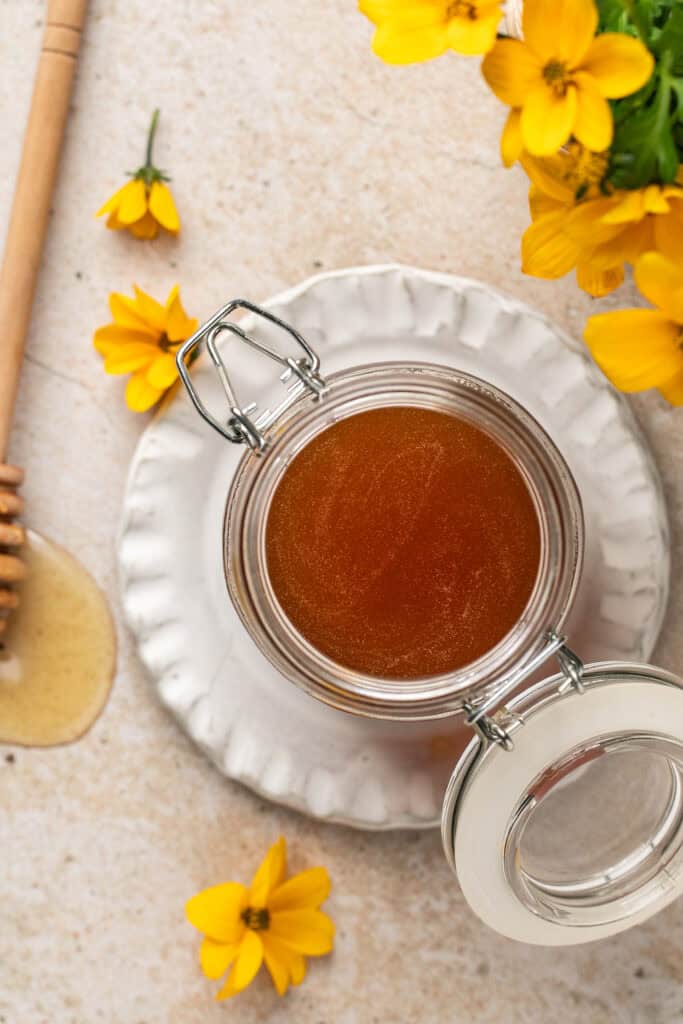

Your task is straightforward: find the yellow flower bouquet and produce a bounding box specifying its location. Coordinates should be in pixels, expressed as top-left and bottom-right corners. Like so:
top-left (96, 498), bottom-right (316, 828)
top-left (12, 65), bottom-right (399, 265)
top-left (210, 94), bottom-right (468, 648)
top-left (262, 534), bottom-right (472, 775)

top-left (360, 0), bottom-right (683, 405)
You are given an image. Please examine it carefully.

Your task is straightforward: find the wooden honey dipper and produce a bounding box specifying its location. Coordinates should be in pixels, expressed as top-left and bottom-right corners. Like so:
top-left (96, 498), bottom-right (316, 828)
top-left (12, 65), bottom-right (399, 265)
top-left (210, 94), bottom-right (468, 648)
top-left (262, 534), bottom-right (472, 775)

top-left (0, 0), bottom-right (89, 636)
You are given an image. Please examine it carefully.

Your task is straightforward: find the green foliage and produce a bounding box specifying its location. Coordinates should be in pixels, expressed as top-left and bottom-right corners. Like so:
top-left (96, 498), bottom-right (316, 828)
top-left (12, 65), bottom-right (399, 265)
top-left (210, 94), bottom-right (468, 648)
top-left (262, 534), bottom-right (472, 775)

top-left (596, 0), bottom-right (683, 188)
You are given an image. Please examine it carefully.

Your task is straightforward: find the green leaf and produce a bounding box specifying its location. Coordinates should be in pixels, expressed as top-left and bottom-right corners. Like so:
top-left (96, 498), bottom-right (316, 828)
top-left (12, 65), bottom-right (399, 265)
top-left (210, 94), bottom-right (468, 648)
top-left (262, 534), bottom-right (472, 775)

top-left (653, 4), bottom-right (683, 61)
top-left (595, 2), bottom-right (683, 186)
top-left (607, 32), bottom-right (683, 188)
top-left (659, 120), bottom-right (680, 178)
top-left (596, 0), bottom-right (630, 32)
top-left (609, 78), bottom-right (678, 186)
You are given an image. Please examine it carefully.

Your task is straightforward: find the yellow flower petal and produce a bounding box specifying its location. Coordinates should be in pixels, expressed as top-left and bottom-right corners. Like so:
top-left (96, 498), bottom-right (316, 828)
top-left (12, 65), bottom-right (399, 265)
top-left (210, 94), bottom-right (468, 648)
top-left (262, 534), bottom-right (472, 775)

top-left (199, 938), bottom-right (240, 980)
top-left (521, 83), bottom-right (578, 156)
top-left (643, 184), bottom-right (673, 215)
top-left (185, 882), bottom-right (248, 943)
top-left (96, 181), bottom-right (131, 218)
top-left (125, 371), bottom-right (165, 412)
top-left (104, 343), bottom-right (159, 375)
top-left (132, 285), bottom-right (168, 332)
top-left (582, 33), bottom-right (654, 98)
top-left (634, 252), bottom-right (683, 324)
top-left (523, 0), bottom-right (597, 65)
top-left (116, 178), bottom-right (148, 225)
top-left (482, 39), bottom-right (542, 106)
top-left (528, 185), bottom-right (564, 221)
top-left (601, 187), bottom-right (671, 227)
top-left (93, 325), bottom-right (158, 354)
top-left (501, 108), bottom-right (523, 168)
top-left (128, 210), bottom-right (159, 240)
top-left (564, 196), bottom-right (626, 244)
top-left (601, 189), bottom-right (647, 225)
top-left (372, 21), bottom-right (448, 63)
top-left (250, 837), bottom-right (287, 908)
top-left (146, 352), bottom-right (179, 390)
top-left (521, 152), bottom-right (575, 203)
top-left (658, 370), bottom-right (683, 406)
top-left (216, 931), bottom-right (263, 1001)
top-left (522, 208), bottom-right (582, 278)
top-left (469, 0), bottom-right (502, 14)
top-left (262, 932), bottom-right (307, 987)
top-left (573, 71), bottom-right (613, 152)
top-left (268, 909), bottom-right (335, 956)
top-left (584, 309), bottom-right (682, 391)
top-left (105, 211), bottom-right (126, 231)
top-left (166, 288), bottom-right (198, 342)
top-left (164, 284), bottom-right (180, 309)
top-left (109, 292), bottom-right (156, 330)
top-left (446, 8), bottom-right (502, 56)
top-left (366, 1), bottom-right (445, 28)
top-left (576, 261), bottom-right (623, 297)
top-left (149, 181), bottom-right (180, 233)
top-left (654, 206), bottom-right (683, 264)
top-left (358, 0), bottom-right (395, 26)
top-left (268, 867), bottom-right (332, 912)
top-left (261, 936), bottom-right (289, 996)
top-left (588, 217), bottom-right (654, 268)
top-left (288, 950), bottom-right (306, 985)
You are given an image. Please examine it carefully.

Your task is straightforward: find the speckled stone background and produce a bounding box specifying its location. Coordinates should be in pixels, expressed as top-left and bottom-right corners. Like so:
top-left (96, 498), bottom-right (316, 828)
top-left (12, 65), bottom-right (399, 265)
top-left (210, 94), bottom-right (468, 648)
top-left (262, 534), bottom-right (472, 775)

top-left (1, 2), bottom-right (683, 1022)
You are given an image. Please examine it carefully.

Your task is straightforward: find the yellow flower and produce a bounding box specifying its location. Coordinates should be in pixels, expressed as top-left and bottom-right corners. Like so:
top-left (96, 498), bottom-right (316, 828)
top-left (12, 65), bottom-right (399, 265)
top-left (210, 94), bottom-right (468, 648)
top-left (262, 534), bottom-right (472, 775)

top-left (523, 184), bottom-right (624, 296)
top-left (96, 110), bottom-right (180, 239)
top-left (519, 146), bottom-right (621, 295)
top-left (584, 252), bottom-right (683, 406)
top-left (360, 0), bottom-right (504, 61)
top-left (565, 183), bottom-right (683, 267)
top-left (482, 0), bottom-right (654, 156)
top-left (98, 179), bottom-right (179, 240)
top-left (519, 147), bottom-right (683, 296)
top-left (186, 837), bottom-right (334, 1001)
top-left (93, 284), bottom-right (197, 412)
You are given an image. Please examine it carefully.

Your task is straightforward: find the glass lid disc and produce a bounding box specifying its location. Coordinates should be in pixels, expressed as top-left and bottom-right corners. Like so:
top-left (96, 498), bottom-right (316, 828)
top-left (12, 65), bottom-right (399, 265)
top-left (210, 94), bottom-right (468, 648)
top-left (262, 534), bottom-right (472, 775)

top-left (442, 662), bottom-right (683, 945)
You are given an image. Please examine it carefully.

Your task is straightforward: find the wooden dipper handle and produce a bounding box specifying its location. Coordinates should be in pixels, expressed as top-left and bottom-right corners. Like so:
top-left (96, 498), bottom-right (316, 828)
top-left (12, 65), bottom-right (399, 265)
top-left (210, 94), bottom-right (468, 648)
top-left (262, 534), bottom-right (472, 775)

top-left (0, 0), bottom-right (90, 460)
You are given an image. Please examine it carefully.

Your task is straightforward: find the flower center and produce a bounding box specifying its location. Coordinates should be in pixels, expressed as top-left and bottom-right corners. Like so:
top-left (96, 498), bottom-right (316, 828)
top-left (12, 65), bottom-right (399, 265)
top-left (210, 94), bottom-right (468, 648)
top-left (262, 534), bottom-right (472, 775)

top-left (241, 907), bottom-right (270, 931)
top-left (543, 60), bottom-right (570, 95)
top-left (158, 332), bottom-right (173, 352)
top-left (563, 142), bottom-right (610, 199)
top-left (447, 1), bottom-right (477, 20)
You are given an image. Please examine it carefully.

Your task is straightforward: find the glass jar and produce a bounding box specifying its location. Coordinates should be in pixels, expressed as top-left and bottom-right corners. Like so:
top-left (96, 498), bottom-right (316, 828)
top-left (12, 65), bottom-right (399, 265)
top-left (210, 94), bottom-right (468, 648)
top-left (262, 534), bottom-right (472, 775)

top-left (177, 299), bottom-right (683, 946)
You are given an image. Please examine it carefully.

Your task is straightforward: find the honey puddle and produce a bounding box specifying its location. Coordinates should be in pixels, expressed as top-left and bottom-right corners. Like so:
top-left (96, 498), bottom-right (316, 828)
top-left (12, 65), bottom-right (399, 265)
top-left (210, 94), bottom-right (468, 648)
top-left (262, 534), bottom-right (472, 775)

top-left (0, 531), bottom-right (116, 746)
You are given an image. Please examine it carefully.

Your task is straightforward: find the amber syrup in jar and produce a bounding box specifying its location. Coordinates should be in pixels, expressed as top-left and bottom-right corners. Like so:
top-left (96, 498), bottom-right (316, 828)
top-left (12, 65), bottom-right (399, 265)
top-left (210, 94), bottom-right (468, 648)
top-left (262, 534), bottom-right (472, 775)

top-left (266, 406), bottom-right (540, 679)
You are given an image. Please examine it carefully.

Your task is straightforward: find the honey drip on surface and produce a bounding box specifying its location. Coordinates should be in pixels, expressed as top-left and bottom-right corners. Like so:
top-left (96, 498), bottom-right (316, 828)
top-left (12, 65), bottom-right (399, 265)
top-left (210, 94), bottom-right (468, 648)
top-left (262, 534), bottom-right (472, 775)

top-left (266, 407), bottom-right (541, 680)
top-left (0, 531), bottom-right (116, 747)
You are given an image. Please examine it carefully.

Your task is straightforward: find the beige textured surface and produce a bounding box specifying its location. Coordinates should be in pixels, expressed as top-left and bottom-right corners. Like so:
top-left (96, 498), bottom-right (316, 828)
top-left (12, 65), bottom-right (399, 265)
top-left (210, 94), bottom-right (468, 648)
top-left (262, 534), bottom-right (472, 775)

top-left (1, 1), bottom-right (683, 1021)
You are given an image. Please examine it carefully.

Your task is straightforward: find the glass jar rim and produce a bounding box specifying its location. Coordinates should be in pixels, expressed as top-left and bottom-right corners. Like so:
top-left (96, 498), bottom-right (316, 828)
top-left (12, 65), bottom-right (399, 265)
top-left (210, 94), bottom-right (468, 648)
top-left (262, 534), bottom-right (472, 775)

top-left (224, 361), bottom-right (584, 721)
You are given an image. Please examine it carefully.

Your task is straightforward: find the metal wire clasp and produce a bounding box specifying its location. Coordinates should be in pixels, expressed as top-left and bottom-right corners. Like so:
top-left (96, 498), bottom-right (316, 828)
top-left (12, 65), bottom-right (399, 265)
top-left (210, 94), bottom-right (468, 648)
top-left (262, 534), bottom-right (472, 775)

top-left (175, 300), bottom-right (326, 453)
top-left (465, 630), bottom-right (586, 751)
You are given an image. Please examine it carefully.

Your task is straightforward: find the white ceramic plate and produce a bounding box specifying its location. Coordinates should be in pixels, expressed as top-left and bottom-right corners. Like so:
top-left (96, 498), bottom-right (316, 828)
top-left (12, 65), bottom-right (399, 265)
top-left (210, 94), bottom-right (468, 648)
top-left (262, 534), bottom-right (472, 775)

top-left (118, 265), bottom-right (669, 830)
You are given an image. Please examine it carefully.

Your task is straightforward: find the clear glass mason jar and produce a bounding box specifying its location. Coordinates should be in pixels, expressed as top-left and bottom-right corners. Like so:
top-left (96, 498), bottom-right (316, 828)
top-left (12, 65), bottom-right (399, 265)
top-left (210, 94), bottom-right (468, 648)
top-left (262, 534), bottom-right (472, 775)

top-left (224, 360), bottom-right (583, 721)
top-left (177, 298), bottom-right (683, 947)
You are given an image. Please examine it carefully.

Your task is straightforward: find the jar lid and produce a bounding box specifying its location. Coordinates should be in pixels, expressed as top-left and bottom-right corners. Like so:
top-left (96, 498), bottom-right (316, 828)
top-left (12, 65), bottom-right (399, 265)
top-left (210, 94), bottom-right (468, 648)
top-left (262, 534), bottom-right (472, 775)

top-left (441, 661), bottom-right (683, 945)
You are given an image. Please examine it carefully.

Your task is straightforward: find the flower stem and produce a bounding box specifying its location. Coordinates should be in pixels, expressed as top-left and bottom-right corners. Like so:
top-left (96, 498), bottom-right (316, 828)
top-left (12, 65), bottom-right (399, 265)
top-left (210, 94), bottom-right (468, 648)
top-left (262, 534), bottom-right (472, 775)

top-left (652, 51), bottom-right (673, 139)
top-left (620, 0), bottom-right (648, 43)
top-left (145, 109), bottom-right (160, 169)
